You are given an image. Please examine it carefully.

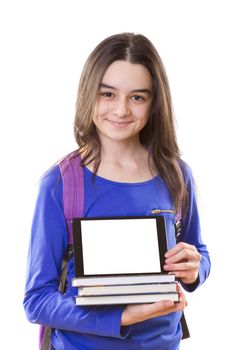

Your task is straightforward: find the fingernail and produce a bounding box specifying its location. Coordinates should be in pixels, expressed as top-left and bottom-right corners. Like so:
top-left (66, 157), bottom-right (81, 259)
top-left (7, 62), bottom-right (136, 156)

top-left (164, 300), bottom-right (174, 307)
top-left (163, 265), bottom-right (170, 270)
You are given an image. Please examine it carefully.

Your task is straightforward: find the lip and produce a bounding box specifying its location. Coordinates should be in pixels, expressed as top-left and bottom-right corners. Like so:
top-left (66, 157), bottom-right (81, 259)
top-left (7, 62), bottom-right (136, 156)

top-left (107, 120), bottom-right (132, 128)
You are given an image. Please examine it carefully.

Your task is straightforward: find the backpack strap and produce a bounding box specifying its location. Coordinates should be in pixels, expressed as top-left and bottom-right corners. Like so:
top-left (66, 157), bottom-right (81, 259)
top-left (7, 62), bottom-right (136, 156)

top-left (59, 151), bottom-right (84, 243)
top-left (180, 312), bottom-right (190, 339)
top-left (175, 210), bottom-right (190, 340)
top-left (175, 209), bottom-right (182, 241)
top-left (40, 151), bottom-right (84, 350)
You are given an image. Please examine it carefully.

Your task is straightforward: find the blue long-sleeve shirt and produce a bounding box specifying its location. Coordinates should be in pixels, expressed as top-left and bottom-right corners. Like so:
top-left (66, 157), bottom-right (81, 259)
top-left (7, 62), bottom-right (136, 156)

top-left (24, 163), bottom-right (210, 350)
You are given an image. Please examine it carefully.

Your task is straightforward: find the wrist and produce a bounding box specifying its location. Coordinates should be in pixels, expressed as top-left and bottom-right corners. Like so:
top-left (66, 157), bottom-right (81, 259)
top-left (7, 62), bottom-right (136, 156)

top-left (181, 274), bottom-right (200, 292)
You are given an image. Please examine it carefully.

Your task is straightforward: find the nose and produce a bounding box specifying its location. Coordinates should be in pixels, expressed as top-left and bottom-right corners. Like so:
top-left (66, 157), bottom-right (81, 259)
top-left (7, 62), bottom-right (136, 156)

top-left (113, 98), bottom-right (129, 118)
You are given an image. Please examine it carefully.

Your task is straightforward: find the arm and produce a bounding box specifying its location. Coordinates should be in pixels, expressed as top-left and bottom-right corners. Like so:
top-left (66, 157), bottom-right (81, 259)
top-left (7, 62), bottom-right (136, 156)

top-left (164, 164), bottom-right (211, 291)
top-left (23, 166), bottom-right (129, 338)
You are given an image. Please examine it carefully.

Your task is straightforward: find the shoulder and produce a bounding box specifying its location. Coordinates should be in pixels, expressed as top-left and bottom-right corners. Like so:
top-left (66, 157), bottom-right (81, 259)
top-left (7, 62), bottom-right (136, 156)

top-left (179, 160), bottom-right (194, 186)
top-left (37, 150), bottom-right (81, 203)
top-left (179, 160), bottom-right (197, 202)
top-left (38, 165), bottom-right (63, 203)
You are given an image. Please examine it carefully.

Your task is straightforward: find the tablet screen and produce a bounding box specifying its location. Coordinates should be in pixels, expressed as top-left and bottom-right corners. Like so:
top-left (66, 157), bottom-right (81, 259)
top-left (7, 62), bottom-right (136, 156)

top-left (73, 216), bottom-right (167, 277)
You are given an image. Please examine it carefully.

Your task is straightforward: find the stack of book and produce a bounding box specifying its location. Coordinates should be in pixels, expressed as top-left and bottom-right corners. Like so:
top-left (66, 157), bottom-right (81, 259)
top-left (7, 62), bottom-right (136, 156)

top-left (72, 274), bottom-right (178, 306)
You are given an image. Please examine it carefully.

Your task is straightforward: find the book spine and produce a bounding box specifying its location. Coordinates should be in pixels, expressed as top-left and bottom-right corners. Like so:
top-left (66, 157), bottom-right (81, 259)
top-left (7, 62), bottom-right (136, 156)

top-left (75, 293), bottom-right (179, 305)
top-left (72, 275), bottom-right (176, 287)
top-left (78, 283), bottom-right (177, 296)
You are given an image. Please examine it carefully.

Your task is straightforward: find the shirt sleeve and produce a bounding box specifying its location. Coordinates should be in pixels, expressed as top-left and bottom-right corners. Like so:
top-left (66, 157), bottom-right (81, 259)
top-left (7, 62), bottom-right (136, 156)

top-left (178, 163), bottom-right (211, 292)
top-left (23, 166), bottom-right (131, 338)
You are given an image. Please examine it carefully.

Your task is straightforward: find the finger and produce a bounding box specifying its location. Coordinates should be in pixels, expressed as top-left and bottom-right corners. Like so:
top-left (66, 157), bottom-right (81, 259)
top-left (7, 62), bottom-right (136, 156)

top-left (165, 249), bottom-right (200, 264)
top-left (144, 294), bottom-right (187, 319)
top-left (146, 286), bottom-right (185, 313)
top-left (176, 283), bottom-right (183, 294)
top-left (141, 299), bottom-right (175, 316)
top-left (141, 285), bottom-right (187, 318)
top-left (176, 297), bottom-right (187, 310)
top-left (152, 305), bottom-right (179, 318)
top-left (169, 270), bottom-right (199, 283)
top-left (171, 270), bottom-right (190, 280)
top-left (176, 284), bottom-right (188, 308)
top-left (165, 242), bottom-right (196, 258)
top-left (164, 261), bottom-right (197, 272)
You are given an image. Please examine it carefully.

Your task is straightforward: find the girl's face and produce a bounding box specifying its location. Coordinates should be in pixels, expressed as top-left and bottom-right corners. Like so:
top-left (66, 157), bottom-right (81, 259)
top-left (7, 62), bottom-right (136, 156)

top-left (93, 60), bottom-right (152, 145)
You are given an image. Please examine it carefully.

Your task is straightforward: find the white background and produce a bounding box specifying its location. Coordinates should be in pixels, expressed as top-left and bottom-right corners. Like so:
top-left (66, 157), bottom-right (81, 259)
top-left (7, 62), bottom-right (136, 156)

top-left (0, 0), bottom-right (227, 348)
top-left (81, 219), bottom-right (160, 274)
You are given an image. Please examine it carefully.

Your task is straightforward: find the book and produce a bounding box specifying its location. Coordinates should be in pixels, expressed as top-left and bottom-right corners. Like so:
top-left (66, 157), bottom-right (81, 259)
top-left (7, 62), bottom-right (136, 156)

top-left (72, 216), bottom-right (179, 306)
top-left (72, 274), bottom-right (176, 287)
top-left (75, 292), bottom-right (179, 306)
top-left (78, 282), bottom-right (177, 296)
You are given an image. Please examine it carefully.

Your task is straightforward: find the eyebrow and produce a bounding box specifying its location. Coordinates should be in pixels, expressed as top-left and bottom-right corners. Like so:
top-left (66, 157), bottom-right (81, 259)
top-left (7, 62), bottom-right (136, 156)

top-left (99, 83), bottom-right (151, 95)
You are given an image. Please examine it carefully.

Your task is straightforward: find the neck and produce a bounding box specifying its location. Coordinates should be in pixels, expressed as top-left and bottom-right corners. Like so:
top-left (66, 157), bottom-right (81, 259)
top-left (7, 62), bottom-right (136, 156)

top-left (85, 134), bottom-right (157, 182)
top-left (100, 136), bottom-right (146, 163)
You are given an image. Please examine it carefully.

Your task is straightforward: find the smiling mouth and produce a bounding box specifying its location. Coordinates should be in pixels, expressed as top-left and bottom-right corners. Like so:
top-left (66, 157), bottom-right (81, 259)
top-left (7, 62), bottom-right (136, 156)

top-left (108, 120), bottom-right (132, 128)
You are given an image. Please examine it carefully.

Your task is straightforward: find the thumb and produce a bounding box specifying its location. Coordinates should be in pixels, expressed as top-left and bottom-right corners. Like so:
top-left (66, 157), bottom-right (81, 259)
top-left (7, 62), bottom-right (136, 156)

top-left (143, 299), bottom-right (175, 316)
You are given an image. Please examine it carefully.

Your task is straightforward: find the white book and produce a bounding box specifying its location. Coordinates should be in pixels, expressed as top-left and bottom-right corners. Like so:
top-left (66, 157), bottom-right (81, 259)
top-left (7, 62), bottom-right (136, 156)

top-left (75, 293), bottom-right (179, 306)
top-left (72, 274), bottom-right (175, 287)
top-left (78, 282), bottom-right (177, 296)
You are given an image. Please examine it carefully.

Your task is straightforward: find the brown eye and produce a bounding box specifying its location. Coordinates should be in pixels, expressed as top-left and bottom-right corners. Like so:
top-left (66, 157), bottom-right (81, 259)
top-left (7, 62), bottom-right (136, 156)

top-left (99, 92), bottom-right (114, 98)
top-left (131, 95), bottom-right (144, 101)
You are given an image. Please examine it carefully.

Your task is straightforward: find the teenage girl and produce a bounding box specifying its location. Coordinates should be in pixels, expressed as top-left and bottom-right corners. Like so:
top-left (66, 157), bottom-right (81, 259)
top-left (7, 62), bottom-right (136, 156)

top-left (24, 33), bottom-right (210, 350)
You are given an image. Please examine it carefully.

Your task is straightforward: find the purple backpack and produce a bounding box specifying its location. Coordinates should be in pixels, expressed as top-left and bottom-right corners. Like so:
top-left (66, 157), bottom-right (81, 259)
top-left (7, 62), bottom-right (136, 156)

top-left (39, 151), bottom-right (189, 349)
top-left (40, 151), bottom-right (84, 350)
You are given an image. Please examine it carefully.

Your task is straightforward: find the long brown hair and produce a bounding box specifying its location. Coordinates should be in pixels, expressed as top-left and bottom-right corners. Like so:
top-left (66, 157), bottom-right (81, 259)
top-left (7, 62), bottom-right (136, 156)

top-left (74, 32), bottom-right (188, 215)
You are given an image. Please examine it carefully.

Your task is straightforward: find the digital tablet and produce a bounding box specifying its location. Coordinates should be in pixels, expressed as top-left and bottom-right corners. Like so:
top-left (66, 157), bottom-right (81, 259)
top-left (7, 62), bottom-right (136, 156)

top-left (72, 216), bottom-right (168, 278)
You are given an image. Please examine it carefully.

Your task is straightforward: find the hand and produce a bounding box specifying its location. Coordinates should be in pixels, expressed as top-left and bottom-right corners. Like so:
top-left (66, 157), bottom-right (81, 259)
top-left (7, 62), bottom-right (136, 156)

top-left (164, 242), bottom-right (202, 284)
top-left (121, 284), bottom-right (187, 326)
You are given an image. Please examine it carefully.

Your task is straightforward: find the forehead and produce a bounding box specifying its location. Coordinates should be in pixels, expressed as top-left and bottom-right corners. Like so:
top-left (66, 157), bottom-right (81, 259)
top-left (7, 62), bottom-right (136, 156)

top-left (101, 60), bottom-right (152, 90)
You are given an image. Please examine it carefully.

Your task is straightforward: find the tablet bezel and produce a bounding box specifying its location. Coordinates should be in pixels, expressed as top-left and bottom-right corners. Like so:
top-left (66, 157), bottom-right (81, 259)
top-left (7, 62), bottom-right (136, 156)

top-left (72, 215), bottom-right (168, 278)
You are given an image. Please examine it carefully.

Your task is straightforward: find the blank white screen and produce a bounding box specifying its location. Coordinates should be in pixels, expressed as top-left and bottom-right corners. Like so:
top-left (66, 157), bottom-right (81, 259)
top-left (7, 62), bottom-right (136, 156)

top-left (81, 218), bottom-right (161, 275)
